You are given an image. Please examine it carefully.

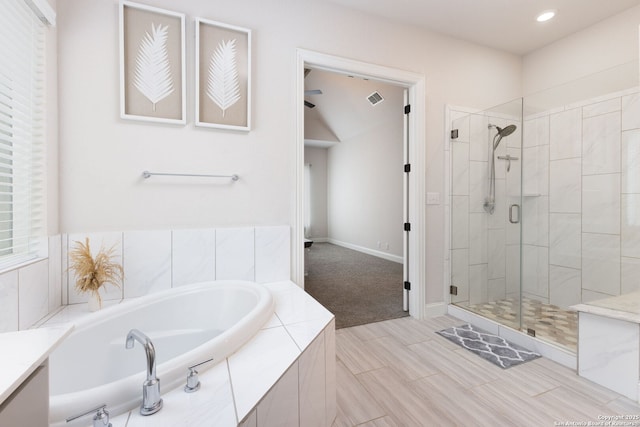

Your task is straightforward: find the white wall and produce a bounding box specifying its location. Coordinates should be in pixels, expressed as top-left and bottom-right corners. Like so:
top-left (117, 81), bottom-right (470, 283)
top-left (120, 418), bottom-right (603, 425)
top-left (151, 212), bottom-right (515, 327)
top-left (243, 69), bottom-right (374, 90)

top-left (304, 147), bottom-right (328, 239)
top-left (523, 5), bottom-right (640, 95)
top-left (327, 85), bottom-right (404, 258)
top-left (56, 0), bottom-right (523, 306)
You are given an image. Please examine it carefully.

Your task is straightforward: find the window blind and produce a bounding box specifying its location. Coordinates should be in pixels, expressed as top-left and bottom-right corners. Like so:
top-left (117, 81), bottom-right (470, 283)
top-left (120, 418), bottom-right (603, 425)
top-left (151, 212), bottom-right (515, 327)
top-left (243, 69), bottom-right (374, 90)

top-left (0, 0), bottom-right (46, 269)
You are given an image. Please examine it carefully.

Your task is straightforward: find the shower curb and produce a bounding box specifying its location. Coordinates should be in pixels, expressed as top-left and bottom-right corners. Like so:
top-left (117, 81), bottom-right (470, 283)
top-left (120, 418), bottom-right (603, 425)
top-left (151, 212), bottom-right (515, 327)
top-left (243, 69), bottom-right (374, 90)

top-left (447, 304), bottom-right (577, 370)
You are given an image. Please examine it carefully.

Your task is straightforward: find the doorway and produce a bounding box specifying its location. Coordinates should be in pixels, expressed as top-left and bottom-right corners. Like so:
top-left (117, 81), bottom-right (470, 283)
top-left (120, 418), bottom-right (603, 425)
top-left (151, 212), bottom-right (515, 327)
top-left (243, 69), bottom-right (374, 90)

top-left (294, 49), bottom-right (426, 320)
top-left (302, 68), bottom-right (406, 328)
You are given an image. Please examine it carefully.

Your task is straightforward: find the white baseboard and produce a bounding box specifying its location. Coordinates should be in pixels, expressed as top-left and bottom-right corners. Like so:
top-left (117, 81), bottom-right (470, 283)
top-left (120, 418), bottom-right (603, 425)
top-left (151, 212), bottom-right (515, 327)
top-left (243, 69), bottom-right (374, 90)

top-left (324, 238), bottom-right (403, 264)
top-left (307, 237), bottom-right (329, 243)
top-left (424, 302), bottom-right (447, 317)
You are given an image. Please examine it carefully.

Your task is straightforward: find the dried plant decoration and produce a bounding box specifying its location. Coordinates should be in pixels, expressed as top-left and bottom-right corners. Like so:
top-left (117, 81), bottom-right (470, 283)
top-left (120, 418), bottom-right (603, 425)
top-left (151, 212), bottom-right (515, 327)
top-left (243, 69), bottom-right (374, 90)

top-left (69, 238), bottom-right (124, 309)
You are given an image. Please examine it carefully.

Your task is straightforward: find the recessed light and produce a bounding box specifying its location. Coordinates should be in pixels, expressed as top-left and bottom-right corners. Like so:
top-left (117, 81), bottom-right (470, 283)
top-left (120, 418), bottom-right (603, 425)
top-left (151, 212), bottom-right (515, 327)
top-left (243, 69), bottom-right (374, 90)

top-left (536, 10), bottom-right (556, 22)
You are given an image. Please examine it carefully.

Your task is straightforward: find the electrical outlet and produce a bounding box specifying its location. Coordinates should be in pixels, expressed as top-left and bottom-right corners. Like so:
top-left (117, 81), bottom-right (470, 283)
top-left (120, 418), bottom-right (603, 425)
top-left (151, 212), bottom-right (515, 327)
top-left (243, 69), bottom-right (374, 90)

top-left (384, 242), bottom-right (389, 250)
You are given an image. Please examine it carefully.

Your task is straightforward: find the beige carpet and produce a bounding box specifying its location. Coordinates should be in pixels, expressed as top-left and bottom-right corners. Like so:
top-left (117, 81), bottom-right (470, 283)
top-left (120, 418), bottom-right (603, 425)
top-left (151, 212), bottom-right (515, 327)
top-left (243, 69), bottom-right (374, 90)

top-left (304, 242), bottom-right (408, 329)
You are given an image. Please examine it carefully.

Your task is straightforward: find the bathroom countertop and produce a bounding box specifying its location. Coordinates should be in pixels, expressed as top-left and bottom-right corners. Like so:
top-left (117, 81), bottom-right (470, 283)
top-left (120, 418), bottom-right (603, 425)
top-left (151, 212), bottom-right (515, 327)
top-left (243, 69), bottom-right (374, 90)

top-left (0, 325), bottom-right (73, 406)
top-left (44, 280), bottom-right (334, 427)
top-left (571, 291), bottom-right (640, 324)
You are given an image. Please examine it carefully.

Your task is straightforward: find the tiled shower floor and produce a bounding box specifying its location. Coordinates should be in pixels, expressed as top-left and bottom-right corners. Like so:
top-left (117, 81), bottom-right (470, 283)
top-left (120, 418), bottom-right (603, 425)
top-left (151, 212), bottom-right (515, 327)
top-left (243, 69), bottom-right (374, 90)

top-left (462, 297), bottom-right (578, 352)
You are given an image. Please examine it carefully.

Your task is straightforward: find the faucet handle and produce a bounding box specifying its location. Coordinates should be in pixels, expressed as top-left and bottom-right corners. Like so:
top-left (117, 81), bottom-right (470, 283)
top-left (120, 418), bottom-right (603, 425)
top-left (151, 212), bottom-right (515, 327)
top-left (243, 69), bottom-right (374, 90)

top-left (93, 406), bottom-right (112, 427)
top-left (184, 358), bottom-right (213, 393)
top-left (65, 404), bottom-right (112, 427)
top-left (184, 367), bottom-right (200, 393)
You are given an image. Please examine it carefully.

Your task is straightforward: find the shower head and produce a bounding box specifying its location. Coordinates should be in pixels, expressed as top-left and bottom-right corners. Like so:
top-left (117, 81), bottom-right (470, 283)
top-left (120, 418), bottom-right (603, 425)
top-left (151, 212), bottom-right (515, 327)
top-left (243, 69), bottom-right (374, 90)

top-left (496, 124), bottom-right (517, 138)
top-left (490, 124), bottom-right (517, 150)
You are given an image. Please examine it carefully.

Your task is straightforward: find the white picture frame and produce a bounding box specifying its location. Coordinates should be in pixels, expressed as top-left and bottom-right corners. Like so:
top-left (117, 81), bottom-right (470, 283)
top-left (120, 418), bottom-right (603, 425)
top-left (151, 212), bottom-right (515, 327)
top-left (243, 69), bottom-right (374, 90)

top-left (195, 18), bottom-right (252, 131)
top-left (119, 1), bottom-right (186, 124)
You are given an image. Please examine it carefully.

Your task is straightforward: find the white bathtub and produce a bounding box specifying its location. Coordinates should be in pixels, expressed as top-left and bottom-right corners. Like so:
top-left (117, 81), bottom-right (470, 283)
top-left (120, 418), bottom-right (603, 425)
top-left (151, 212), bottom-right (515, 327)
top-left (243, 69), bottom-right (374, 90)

top-left (48, 281), bottom-right (274, 426)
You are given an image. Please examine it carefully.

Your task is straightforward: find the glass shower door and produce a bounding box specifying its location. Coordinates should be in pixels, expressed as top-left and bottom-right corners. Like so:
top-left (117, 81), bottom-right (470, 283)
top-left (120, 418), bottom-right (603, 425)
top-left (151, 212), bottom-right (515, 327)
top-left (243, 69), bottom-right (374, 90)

top-left (450, 99), bottom-right (523, 332)
top-left (452, 61), bottom-right (639, 353)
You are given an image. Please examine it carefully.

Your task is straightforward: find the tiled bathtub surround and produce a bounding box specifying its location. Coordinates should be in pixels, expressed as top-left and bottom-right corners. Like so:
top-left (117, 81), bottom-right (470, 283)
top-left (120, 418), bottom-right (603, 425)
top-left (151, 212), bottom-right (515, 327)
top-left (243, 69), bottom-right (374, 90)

top-left (64, 226), bottom-right (290, 305)
top-left (0, 235), bottom-right (64, 334)
top-left (0, 226), bottom-right (290, 333)
top-left (42, 280), bottom-right (336, 427)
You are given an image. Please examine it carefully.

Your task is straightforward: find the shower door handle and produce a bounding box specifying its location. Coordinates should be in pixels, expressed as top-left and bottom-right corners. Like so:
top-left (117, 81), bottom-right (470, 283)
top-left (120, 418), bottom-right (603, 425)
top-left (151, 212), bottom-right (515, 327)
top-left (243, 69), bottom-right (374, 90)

top-left (509, 204), bottom-right (520, 224)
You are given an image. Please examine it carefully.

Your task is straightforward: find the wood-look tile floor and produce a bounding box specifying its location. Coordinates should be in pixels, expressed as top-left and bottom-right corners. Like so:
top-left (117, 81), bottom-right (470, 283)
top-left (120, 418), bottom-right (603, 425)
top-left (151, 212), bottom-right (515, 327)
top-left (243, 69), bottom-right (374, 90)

top-left (333, 315), bottom-right (640, 427)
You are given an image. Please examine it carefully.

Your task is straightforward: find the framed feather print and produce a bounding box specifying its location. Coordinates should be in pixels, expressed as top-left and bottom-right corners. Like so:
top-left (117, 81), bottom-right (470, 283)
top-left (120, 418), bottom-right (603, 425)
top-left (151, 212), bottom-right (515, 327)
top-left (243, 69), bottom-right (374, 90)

top-left (195, 18), bottom-right (252, 131)
top-left (119, 1), bottom-right (186, 124)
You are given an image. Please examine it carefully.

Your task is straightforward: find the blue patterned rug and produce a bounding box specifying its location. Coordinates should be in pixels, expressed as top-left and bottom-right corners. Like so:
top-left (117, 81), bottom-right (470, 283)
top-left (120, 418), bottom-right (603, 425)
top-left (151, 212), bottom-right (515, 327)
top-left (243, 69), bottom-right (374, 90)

top-left (436, 324), bottom-right (541, 369)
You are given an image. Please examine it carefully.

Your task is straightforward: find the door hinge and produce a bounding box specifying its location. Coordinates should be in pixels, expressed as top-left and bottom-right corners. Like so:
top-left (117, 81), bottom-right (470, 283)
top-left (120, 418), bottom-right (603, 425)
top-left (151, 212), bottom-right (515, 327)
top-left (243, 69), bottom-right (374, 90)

top-left (449, 285), bottom-right (458, 296)
top-left (404, 281), bottom-right (411, 291)
top-left (451, 129), bottom-right (459, 139)
top-left (404, 222), bottom-right (411, 231)
top-left (404, 104), bottom-right (411, 114)
top-left (404, 164), bottom-right (411, 173)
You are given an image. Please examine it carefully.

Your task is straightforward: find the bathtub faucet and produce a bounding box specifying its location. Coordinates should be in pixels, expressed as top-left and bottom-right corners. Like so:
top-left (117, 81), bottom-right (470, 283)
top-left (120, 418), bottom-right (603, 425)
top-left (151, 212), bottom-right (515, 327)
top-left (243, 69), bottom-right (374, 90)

top-left (125, 329), bottom-right (163, 416)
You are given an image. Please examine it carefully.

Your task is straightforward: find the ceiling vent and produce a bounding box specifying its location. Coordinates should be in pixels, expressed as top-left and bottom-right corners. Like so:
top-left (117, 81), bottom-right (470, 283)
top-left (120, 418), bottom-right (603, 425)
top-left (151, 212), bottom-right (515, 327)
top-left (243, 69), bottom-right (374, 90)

top-left (367, 91), bottom-right (384, 106)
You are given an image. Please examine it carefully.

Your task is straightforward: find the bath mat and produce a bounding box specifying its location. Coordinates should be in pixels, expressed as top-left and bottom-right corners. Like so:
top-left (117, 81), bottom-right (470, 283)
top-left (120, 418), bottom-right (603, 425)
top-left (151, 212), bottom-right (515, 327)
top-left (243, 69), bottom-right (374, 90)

top-left (436, 324), bottom-right (541, 369)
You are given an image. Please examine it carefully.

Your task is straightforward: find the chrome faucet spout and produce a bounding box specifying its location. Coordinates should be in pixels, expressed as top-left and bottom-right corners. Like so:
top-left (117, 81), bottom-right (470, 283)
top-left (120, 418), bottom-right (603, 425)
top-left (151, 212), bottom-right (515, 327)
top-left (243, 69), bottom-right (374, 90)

top-left (126, 329), bottom-right (157, 381)
top-left (125, 329), bottom-right (163, 416)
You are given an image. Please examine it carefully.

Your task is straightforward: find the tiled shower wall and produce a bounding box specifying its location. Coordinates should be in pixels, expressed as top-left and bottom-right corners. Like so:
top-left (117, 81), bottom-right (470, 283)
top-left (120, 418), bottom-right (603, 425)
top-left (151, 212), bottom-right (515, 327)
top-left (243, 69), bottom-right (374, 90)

top-left (450, 88), bottom-right (640, 310)
top-left (534, 89), bottom-right (640, 307)
top-left (0, 226), bottom-right (290, 333)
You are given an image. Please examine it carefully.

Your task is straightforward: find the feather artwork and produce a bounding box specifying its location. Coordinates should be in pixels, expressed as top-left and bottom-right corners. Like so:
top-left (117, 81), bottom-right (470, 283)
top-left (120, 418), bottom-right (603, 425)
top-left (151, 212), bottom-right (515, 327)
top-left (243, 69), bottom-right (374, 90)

top-left (207, 39), bottom-right (241, 117)
top-left (133, 23), bottom-right (174, 112)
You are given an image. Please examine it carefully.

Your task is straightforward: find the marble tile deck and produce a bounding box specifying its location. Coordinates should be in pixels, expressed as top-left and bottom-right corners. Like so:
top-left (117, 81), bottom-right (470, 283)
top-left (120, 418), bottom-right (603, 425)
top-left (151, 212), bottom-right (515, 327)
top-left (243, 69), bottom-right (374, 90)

top-left (577, 290), bottom-right (640, 321)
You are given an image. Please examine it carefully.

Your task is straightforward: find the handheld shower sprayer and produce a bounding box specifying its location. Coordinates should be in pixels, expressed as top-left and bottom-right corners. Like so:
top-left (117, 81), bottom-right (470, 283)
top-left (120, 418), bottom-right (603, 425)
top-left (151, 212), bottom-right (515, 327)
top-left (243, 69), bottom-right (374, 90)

top-left (484, 123), bottom-right (517, 214)
top-left (489, 124), bottom-right (517, 149)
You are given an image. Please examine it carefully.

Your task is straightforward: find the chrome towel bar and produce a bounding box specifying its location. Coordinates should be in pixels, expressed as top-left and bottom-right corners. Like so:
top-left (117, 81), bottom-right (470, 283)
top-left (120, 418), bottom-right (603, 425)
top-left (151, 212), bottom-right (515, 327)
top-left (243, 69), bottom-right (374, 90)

top-left (142, 171), bottom-right (239, 181)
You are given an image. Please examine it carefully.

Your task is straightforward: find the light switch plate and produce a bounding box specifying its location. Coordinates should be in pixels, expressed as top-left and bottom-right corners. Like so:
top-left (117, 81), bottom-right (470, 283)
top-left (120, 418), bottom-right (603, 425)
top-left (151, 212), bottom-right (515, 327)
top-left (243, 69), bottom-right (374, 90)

top-left (426, 192), bottom-right (440, 205)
